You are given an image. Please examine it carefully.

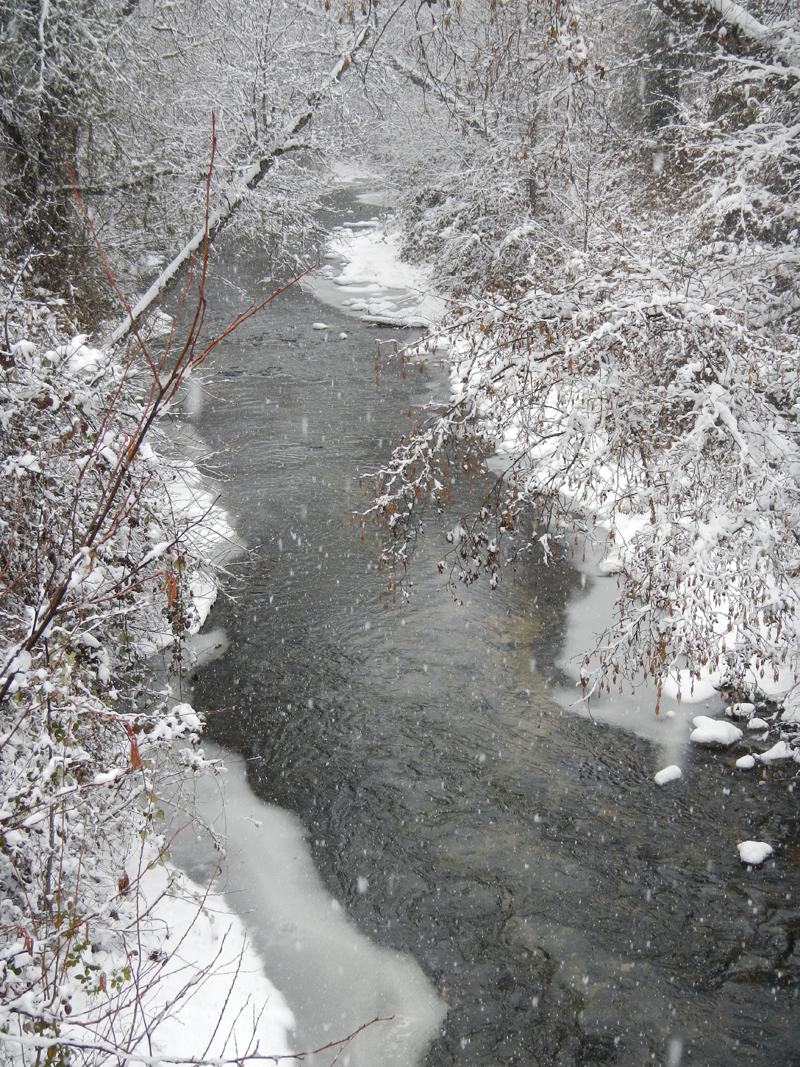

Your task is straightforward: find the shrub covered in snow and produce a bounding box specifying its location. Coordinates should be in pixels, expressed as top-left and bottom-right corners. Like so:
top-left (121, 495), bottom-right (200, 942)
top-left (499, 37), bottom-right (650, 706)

top-left (0, 267), bottom-right (236, 1061)
top-left (369, 0), bottom-right (800, 715)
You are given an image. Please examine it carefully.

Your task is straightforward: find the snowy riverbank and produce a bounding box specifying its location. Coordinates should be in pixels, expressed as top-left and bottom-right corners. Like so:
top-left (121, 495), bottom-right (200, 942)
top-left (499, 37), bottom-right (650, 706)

top-left (316, 190), bottom-right (799, 878)
top-left (301, 187), bottom-right (446, 329)
top-left (0, 321), bottom-right (298, 1064)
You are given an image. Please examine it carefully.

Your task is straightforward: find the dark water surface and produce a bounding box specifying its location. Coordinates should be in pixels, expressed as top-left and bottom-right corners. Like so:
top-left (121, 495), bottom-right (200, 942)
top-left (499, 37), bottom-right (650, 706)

top-left (187, 209), bottom-right (800, 1067)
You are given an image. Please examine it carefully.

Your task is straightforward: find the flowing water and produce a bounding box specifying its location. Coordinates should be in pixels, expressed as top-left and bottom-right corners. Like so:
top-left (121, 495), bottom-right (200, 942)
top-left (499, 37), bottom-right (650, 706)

top-left (179, 193), bottom-right (800, 1067)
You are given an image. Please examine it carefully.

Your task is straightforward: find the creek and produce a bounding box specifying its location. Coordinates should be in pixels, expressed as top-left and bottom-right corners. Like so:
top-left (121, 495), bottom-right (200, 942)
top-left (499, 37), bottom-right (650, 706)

top-left (177, 189), bottom-right (800, 1067)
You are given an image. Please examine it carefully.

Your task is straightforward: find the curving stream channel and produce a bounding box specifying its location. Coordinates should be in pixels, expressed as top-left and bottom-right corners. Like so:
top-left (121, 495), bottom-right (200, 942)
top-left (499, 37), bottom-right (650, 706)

top-left (177, 191), bottom-right (799, 1066)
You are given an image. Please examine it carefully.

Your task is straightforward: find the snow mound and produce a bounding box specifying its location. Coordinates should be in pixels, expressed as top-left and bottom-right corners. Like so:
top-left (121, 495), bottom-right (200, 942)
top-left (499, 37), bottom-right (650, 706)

top-left (63, 336), bottom-right (106, 377)
top-left (759, 740), bottom-right (796, 763)
top-left (737, 841), bottom-right (773, 866)
top-left (747, 717), bottom-right (769, 730)
top-left (725, 702), bottom-right (756, 719)
top-left (173, 701), bottom-right (203, 731)
top-left (148, 310), bottom-right (174, 338)
top-left (654, 765), bottom-right (682, 786)
top-left (736, 754), bottom-right (756, 770)
top-left (690, 716), bottom-right (743, 746)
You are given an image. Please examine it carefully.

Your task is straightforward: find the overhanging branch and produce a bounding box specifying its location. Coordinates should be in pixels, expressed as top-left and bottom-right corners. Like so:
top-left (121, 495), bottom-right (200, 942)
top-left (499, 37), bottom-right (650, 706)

top-left (110, 23), bottom-right (372, 345)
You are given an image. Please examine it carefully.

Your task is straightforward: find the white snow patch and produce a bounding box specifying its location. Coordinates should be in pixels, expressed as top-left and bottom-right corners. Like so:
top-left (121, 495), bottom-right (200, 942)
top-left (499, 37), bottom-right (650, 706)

top-left (173, 701), bottom-right (203, 732)
top-left (725, 702), bottom-right (756, 719)
top-left (553, 535), bottom-right (695, 748)
top-left (136, 446), bottom-right (241, 662)
top-left (597, 553), bottom-right (624, 575)
top-left (328, 159), bottom-right (376, 185)
top-left (92, 769), bottom-right (126, 785)
top-left (11, 340), bottom-right (36, 359)
top-left (118, 865), bottom-right (294, 1061)
top-left (736, 754), bottom-right (756, 769)
top-left (654, 765), bottom-right (682, 786)
top-left (737, 840), bottom-right (773, 866)
top-left (148, 310), bottom-right (174, 338)
top-left (747, 717), bottom-right (769, 730)
top-left (63, 336), bottom-right (106, 378)
top-left (4, 452), bottom-right (41, 477)
top-left (169, 745), bottom-right (446, 1067)
top-left (303, 205), bottom-right (446, 329)
top-left (759, 740), bottom-right (796, 763)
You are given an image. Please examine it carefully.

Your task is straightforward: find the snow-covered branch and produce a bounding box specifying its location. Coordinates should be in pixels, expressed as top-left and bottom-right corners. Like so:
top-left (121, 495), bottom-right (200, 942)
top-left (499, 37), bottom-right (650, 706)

top-left (653, 0), bottom-right (800, 67)
top-left (110, 22), bottom-right (373, 345)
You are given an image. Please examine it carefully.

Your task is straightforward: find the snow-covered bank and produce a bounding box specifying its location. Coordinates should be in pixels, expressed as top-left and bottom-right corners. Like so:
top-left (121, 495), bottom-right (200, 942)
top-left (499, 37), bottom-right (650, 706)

top-left (139, 868), bottom-right (295, 1060)
top-left (136, 384), bottom-right (247, 679)
top-left (301, 192), bottom-right (446, 329)
top-left (0, 319), bottom-right (294, 1066)
top-left (554, 535), bottom-right (696, 752)
top-left (552, 532), bottom-right (800, 777)
top-left (170, 745), bottom-right (447, 1067)
top-left (1, 860), bottom-right (296, 1066)
top-left (125, 867), bottom-right (295, 1060)
top-left (140, 870), bottom-right (294, 1062)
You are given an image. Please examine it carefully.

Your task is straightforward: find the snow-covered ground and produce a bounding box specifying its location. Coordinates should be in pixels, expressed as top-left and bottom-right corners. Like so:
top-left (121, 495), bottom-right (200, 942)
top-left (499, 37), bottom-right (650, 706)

top-left (1, 854), bottom-right (296, 1066)
top-left (170, 746), bottom-right (446, 1067)
top-left (108, 865), bottom-right (296, 1063)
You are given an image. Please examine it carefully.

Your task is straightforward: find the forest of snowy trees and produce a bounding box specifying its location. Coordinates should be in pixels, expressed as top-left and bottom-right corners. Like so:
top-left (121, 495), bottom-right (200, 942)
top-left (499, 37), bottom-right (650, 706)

top-left (1, 0), bottom-right (799, 1060)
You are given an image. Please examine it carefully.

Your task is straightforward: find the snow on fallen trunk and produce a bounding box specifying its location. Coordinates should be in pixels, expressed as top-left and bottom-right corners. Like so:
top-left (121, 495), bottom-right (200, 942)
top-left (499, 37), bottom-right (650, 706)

top-left (110, 27), bottom-right (373, 345)
top-left (690, 716), bottom-right (743, 746)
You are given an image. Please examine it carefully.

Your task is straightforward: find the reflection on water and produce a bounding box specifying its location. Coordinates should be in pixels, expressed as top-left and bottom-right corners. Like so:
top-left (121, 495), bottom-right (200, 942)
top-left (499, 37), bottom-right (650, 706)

top-left (187, 211), bottom-right (800, 1067)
